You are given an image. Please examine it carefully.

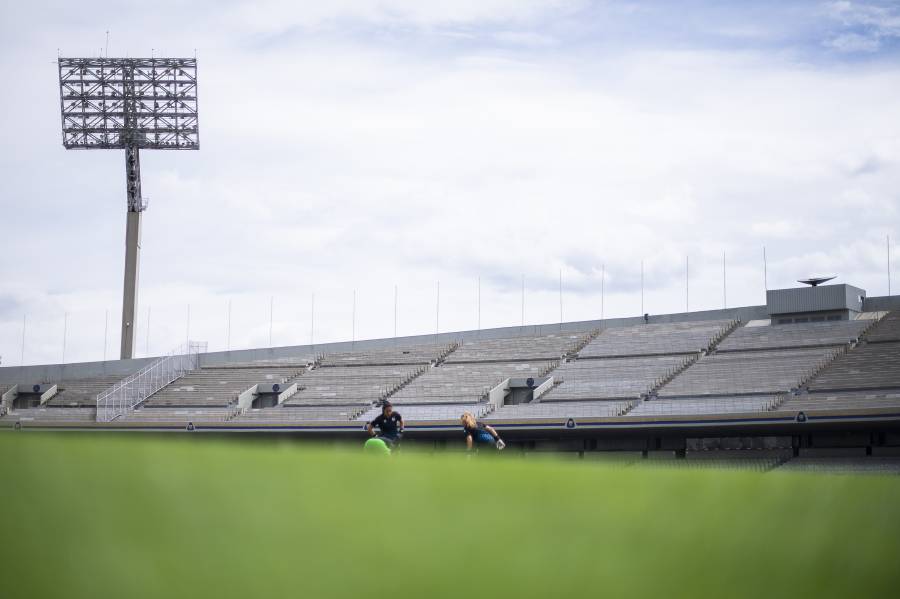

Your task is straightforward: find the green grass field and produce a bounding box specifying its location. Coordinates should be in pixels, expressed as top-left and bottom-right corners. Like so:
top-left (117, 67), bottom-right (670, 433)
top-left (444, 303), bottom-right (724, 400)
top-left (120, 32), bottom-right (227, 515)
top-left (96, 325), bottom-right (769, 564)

top-left (2, 435), bottom-right (899, 599)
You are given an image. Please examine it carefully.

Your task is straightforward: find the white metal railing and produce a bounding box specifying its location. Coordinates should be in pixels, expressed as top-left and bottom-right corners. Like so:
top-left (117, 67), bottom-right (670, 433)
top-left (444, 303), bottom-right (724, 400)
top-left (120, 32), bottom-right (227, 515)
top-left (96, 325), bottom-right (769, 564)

top-left (96, 341), bottom-right (207, 422)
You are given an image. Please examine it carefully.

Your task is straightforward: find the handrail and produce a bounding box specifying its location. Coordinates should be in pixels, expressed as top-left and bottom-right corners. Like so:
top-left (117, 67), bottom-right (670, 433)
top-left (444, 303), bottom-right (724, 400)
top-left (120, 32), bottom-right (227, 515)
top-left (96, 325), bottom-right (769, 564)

top-left (95, 340), bottom-right (207, 422)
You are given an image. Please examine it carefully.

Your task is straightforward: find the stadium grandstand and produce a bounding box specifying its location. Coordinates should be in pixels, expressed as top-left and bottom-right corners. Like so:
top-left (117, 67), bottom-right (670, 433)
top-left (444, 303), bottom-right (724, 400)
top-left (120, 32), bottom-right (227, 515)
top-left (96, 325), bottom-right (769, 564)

top-left (2, 282), bottom-right (900, 472)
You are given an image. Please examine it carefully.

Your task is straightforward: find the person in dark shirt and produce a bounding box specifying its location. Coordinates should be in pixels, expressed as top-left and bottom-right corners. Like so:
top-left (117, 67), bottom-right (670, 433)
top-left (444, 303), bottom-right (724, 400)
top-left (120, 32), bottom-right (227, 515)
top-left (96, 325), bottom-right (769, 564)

top-left (461, 411), bottom-right (505, 451)
top-left (367, 400), bottom-right (403, 447)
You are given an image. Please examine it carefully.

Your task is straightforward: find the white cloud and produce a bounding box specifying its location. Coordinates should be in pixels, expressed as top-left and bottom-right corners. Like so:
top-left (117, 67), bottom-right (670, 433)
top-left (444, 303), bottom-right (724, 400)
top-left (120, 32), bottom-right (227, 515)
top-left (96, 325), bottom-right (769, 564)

top-left (824, 1), bottom-right (900, 53)
top-left (1, 1), bottom-right (899, 366)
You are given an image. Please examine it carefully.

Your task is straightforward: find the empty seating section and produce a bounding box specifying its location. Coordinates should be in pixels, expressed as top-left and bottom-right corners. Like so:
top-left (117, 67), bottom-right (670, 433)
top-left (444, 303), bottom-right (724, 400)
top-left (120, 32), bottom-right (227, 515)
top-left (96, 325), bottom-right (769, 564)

top-left (486, 400), bottom-right (633, 420)
top-left (145, 364), bottom-right (305, 408)
top-left (775, 457), bottom-right (900, 475)
top-left (445, 333), bottom-right (589, 363)
top-left (235, 406), bottom-right (365, 423)
top-left (542, 355), bottom-right (689, 401)
top-left (5, 312), bottom-right (898, 425)
top-left (284, 365), bottom-right (424, 406)
top-left (46, 375), bottom-right (125, 407)
top-left (579, 320), bottom-right (733, 358)
top-left (627, 395), bottom-right (779, 416)
top-left (779, 389), bottom-right (900, 412)
top-left (356, 403), bottom-right (491, 422)
top-left (1, 407), bottom-right (97, 422)
top-left (717, 320), bottom-right (869, 352)
top-left (122, 407), bottom-right (237, 423)
top-left (391, 362), bottom-right (555, 405)
top-left (806, 342), bottom-right (900, 392)
top-left (658, 348), bottom-right (838, 397)
top-left (318, 344), bottom-right (452, 366)
top-left (866, 310), bottom-right (900, 343)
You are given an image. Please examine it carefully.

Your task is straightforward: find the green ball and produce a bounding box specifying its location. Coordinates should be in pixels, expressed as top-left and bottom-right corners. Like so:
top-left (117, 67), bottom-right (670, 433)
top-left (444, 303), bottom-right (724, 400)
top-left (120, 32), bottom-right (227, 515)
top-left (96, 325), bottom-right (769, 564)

top-left (364, 437), bottom-right (391, 455)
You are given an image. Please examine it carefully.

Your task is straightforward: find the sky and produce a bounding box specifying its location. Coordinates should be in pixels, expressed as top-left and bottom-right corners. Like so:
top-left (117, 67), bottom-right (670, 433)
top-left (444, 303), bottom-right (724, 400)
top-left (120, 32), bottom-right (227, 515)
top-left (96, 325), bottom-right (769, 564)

top-left (1, 0), bottom-right (899, 366)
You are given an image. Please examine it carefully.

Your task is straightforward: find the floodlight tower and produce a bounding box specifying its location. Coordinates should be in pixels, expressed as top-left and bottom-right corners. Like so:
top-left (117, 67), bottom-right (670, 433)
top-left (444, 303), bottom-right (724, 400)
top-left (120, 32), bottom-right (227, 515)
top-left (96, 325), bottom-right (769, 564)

top-left (57, 57), bottom-right (199, 359)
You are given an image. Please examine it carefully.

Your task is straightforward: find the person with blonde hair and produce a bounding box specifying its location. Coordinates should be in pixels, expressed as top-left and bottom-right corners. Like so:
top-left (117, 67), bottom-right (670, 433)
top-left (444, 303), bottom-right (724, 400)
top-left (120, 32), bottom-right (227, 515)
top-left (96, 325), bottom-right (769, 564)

top-left (461, 411), bottom-right (505, 452)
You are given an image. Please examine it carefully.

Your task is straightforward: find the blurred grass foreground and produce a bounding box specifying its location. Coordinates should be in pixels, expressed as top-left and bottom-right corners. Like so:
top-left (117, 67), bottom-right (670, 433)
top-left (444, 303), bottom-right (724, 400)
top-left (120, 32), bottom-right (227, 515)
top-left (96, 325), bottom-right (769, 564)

top-left (1, 434), bottom-right (899, 599)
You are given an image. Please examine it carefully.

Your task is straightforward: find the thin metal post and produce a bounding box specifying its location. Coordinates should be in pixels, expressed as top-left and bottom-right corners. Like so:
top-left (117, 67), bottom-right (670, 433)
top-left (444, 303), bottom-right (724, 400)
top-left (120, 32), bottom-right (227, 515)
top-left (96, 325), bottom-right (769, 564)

top-left (226, 300), bottom-right (232, 351)
top-left (601, 264), bottom-right (605, 321)
top-left (521, 274), bottom-right (525, 329)
top-left (20, 315), bottom-right (26, 366)
top-left (62, 312), bottom-right (68, 364)
top-left (723, 251), bottom-right (727, 309)
top-left (559, 268), bottom-right (563, 329)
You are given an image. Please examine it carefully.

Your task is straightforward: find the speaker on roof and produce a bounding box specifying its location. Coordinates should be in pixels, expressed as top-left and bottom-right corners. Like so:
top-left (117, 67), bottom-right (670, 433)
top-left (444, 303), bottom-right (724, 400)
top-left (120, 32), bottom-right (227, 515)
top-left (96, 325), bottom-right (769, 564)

top-left (272, 383), bottom-right (280, 393)
top-left (526, 377), bottom-right (535, 388)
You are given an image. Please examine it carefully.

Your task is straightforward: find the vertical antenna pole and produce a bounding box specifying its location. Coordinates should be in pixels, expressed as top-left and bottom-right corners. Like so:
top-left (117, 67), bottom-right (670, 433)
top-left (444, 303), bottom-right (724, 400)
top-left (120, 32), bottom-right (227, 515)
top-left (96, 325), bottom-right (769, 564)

top-left (559, 268), bottom-right (563, 329)
top-left (601, 264), bottom-right (605, 322)
top-left (226, 300), bottom-right (231, 351)
top-left (723, 251), bottom-right (727, 309)
top-left (20, 315), bottom-right (26, 366)
top-left (62, 312), bottom-right (68, 364)
top-left (521, 274), bottom-right (525, 330)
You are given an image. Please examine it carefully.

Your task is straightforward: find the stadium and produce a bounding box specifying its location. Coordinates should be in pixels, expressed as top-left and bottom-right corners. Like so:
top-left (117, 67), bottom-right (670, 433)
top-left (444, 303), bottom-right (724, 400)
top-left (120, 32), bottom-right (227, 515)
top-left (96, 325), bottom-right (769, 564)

top-left (2, 2), bottom-right (900, 598)
top-left (3, 282), bottom-right (900, 472)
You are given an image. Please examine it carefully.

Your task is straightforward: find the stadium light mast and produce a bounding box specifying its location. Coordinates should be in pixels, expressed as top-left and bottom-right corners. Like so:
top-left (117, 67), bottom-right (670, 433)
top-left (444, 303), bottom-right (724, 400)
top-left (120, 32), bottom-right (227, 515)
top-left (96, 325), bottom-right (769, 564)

top-left (57, 57), bottom-right (199, 359)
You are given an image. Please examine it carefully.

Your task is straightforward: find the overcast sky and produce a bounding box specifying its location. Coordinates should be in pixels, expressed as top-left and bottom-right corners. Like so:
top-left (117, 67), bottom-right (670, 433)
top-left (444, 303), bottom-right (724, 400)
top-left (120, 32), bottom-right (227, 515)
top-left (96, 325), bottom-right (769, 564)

top-left (1, 0), bottom-right (899, 366)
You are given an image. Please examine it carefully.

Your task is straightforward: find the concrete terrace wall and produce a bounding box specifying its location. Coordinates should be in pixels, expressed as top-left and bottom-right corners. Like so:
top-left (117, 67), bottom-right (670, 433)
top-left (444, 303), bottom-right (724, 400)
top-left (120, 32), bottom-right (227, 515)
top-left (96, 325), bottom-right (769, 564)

top-left (863, 294), bottom-right (900, 312)
top-left (8, 297), bottom-right (899, 385)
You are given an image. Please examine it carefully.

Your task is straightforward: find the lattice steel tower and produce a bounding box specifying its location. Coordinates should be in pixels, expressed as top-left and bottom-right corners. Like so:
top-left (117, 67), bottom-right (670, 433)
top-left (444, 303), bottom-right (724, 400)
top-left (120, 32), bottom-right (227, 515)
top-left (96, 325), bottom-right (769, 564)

top-left (58, 57), bottom-right (199, 359)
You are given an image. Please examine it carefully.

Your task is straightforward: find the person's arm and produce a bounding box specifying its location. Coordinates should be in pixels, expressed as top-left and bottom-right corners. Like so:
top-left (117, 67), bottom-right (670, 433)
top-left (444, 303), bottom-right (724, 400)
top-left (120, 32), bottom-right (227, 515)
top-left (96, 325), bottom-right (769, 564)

top-left (398, 417), bottom-right (404, 434)
top-left (367, 422), bottom-right (376, 436)
top-left (484, 425), bottom-right (500, 440)
top-left (466, 434), bottom-right (473, 451)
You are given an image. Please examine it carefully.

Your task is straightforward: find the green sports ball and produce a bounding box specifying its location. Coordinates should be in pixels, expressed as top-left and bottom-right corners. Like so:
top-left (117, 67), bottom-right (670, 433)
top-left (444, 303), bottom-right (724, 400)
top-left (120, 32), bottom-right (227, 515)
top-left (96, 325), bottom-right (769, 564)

top-left (364, 437), bottom-right (391, 455)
